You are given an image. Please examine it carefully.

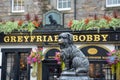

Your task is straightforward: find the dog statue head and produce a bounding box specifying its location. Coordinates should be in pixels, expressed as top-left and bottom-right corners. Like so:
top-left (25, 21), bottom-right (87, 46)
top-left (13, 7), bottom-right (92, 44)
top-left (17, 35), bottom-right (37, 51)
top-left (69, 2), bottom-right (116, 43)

top-left (58, 32), bottom-right (73, 49)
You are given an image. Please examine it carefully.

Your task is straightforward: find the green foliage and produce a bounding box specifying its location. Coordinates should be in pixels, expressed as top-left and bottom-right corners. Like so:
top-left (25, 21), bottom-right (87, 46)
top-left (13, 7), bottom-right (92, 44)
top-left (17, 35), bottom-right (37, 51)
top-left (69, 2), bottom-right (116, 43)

top-left (68, 18), bottom-right (120, 32)
top-left (0, 21), bottom-right (18, 34)
top-left (0, 21), bottom-right (36, 34)
top-left (109, 18), bottom-right (120, 30)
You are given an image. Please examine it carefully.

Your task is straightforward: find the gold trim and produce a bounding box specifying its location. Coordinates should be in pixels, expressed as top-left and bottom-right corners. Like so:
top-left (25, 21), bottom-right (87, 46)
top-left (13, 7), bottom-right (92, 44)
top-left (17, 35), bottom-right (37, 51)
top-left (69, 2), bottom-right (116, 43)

top-left (87, 48), bottom-right (98, 55)
top-left (43, 47), bottom-right (60, 55)
top-left (79, 44), bottom-right (111, 52)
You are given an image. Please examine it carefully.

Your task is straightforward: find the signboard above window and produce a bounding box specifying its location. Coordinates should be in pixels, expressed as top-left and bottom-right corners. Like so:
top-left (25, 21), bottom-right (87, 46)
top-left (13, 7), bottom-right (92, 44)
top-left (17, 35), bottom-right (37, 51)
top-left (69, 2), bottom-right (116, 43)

top-left (106, 0), bottom-right (120, 7)
top-left (12, 0), bottom-right (25, 13)
top-left (57, 0), bottom-right (71, 11)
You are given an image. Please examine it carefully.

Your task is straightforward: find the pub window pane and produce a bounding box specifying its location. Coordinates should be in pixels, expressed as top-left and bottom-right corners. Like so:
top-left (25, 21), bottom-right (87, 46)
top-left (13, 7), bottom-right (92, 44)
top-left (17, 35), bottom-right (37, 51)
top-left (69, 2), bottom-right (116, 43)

top-left (6, 52), bottom-right (29, 80)
top-left (113, 0), bottom-right (117, 4)
top-left (63, 2), bottom-right (67, 8)
top-left (12, 0), bottom-right (25, 13)
top-left (118, 0), bottom-right (120, 3)
top-left (68, 0), bottom-right (71, 8)
top-left (6, 53), bottom-right (15, 80)
top-left (59, 2), bottom-right (62, 8)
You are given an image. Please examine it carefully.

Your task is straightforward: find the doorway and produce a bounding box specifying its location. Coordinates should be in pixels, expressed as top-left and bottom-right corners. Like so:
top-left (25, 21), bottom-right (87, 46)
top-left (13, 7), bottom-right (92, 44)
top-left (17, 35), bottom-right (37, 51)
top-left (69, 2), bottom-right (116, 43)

top-left (42, 48), bottom-right (62, 80)
top-left (1, 48), bottom-right (31, 80)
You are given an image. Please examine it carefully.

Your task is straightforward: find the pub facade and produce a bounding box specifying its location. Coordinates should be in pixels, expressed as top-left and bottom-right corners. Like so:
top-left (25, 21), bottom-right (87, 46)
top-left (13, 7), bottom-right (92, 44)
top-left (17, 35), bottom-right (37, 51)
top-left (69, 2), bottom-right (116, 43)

top-left (0, 30), bottom-right (119, 80)
top-left (0, 0), bottom-right (120, 80)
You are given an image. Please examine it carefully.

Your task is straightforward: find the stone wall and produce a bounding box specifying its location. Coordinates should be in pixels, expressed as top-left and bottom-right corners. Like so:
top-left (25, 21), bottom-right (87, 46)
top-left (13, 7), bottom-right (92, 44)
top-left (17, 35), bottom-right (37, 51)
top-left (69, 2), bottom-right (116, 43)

top-left (0, 0), bottom-right (119, 27)
top-left (76, 0), bottom-right (105, 19)
top-left (0, 0), bottom-right (44, 21)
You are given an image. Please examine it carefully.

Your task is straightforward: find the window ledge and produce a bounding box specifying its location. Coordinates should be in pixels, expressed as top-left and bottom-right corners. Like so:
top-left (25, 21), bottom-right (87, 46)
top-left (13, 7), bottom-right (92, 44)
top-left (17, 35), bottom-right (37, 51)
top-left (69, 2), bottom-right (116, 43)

top-left (57, 8), bottom-right (71, 11)
top-left (12, 10), bottom-right (25, 13)
top-left (104, 6), bottom-right (120, 11)
top-left (9, 12), bottom-right (26, 16)
top-left (106, 5), bottom-right (120, 8)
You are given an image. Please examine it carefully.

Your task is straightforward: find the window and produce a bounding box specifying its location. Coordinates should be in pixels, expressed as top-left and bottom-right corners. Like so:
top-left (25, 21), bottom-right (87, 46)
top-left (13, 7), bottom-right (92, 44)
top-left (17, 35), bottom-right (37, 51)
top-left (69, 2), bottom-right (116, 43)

top-left (12, 0), bottom-right (25, 13)
top-left (106, 0), bottom-right (120, 7)
top-left (57, 0), bottom-right (71, 11)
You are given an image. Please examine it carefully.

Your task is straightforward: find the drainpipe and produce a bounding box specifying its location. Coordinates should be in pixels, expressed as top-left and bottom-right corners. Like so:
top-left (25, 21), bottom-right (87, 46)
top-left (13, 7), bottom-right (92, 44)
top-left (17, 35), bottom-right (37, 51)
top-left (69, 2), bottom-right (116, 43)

top-left (74, 0), bottom-right (76, 20)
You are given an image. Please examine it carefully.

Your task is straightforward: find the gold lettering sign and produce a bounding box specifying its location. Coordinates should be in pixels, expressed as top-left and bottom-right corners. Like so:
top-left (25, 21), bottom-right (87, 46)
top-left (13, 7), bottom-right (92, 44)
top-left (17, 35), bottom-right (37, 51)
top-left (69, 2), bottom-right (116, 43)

top-left (24, 36), bottom-right (29, 42)
top-left (17, 36), bottom-right (23, 42)
top-left (101, 34), bottom-right (108, 41)
top-left (79, 35), bottom-right (86, 41)
top-left (4, 36), bottom-right (9, 42)
top-left (86, 35), bottom-right (92, 41)
top-left (54, 35), bottom-right (58, 42)
top-left (47, 36), bottom-right (53, 42)
top-left (36, 36), bottom-right (42, 42)
top-left (11, 36), bottom-right (16, 42)
top-left (3, 34), bottom-right (108, 43)
top-left (94, 35), bottom-right (100, 41)
top-left (73, 35), bottom-right (78, 41)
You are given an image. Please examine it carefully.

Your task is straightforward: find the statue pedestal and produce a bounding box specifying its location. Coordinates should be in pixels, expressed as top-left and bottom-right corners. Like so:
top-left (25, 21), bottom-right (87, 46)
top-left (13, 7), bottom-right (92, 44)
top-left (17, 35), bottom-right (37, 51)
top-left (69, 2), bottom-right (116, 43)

top-left (59, 71), bottom-right (89, 80)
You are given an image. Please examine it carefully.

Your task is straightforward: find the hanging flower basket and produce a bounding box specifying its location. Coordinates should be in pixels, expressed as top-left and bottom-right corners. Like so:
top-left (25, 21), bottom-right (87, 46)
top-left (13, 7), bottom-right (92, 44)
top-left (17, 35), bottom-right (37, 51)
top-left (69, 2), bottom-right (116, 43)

top-left (67, 13), bottom-right (120, 32)
top-left (0, 13), bottom-right (42, 34)
top-left (106, 50), bottom-right (120, 80)
top-left (54, 52), bottom-right (61, 64)
top-left (54, 52), bottom-right (65, 70)
top-left (27, 47), bottom-right (44, 77)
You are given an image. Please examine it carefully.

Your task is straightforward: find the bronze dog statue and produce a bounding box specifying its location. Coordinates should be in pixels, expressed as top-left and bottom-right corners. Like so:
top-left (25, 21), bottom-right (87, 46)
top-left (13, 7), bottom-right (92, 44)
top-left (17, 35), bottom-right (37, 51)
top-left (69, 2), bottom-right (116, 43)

top-left (58, 32), bottom-right (89, 74)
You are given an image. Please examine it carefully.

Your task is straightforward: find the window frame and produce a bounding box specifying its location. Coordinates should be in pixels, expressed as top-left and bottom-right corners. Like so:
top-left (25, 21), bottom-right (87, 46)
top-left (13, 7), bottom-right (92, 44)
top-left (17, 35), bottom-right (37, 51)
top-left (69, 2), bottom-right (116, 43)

top-left (12, 0), bottom-right (25, 13)
top-left (106, 0), bottom-right (120, 7)
top-left (57, 0), bottom-right (71, 11)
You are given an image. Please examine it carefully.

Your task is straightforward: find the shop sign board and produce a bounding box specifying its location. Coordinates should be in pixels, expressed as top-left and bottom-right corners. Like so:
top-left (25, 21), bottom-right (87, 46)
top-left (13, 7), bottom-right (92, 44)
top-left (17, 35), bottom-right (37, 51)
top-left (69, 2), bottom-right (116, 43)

top-left (0, 32), bottom-right (120, 43)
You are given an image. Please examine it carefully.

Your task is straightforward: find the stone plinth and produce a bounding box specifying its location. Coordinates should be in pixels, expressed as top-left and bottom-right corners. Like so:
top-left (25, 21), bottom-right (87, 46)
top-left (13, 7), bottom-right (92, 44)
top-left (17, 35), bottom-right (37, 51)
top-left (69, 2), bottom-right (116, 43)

top-left (59, 71), bottom-right (89, 80)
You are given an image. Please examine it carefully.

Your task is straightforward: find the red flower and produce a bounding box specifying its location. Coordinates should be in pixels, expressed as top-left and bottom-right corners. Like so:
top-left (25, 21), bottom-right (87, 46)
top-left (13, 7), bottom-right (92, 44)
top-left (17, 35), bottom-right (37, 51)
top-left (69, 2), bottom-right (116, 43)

top-left (25, 13), bottom-right (31, 21)
top-left (113, 9), bottom-right (118, 18)
top-left (18, 20), bottom-right (23, 26)
top-left (32, 21), bottom-right (40, 27)
top-left (34, 14), bottom-right (39, 21)
top-left (68, 20), bottom-right (73, 28)
top-left (93, 14), bottom-right (98, 20)
top-left (84, 18), bottom-right (90, 24)
top-left (103, 15), bottom-right (112, 23)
